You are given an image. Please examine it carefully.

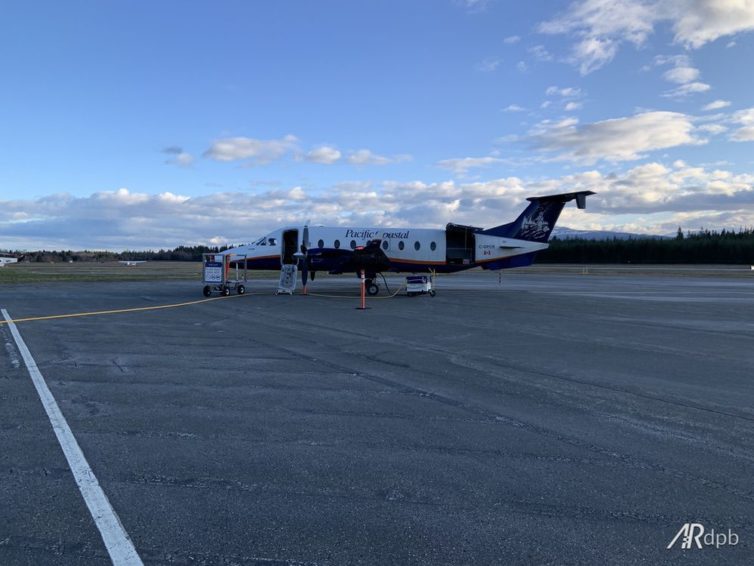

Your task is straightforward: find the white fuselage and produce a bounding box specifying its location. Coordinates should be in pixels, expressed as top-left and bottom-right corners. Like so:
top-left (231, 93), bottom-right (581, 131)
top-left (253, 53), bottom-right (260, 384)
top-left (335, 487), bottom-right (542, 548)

top-left (224, 225), bottom-right (547, 273)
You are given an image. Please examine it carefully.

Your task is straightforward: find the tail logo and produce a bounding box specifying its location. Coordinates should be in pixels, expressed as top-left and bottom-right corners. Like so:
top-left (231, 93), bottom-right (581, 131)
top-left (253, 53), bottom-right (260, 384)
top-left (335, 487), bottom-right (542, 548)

top-left (519, 205), bottom-right (551, 239)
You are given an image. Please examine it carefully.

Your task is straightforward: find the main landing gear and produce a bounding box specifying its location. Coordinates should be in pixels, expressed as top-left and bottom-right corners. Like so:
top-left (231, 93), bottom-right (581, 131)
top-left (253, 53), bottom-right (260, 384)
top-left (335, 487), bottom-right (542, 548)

top-left (365, 279), bottom-right (380, 296)
top-left (361, 273), bottom-right (381, 296)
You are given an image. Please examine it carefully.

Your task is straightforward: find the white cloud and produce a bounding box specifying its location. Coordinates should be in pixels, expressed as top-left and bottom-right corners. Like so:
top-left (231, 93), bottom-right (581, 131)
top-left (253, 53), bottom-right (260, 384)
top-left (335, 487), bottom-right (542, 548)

top-left (572, 37), bottom-right (619, 74)
top-left (162, 146), bottom-right (194, 167)
top-left (347, 149), bottom-right (411, 165)
top-left (662, 81), bottom-right (711, 98)
top-left (503, 104), bottom-right (525, 112)
top-left (503, 35), bottom-right (521, 44)
top-left (540, 0), bottom-right (655, 43)
top-left (475, 57), bottom-right (502, 72)
top-left (546, 86), bottom-right (582, 97)
top-left (654, 54), bottom-right (690, 67)
top-left (731, 126), bottom-right (754, 141)
top-left (456, 0), bottom-right (489, 12)
top-left (703, 99), bottom-right (731, 111)
top-left (697, 123), bottom-right (728, 135)
top-left (540, 0), bottom-right (653, 73)
top-left (516, 61), bottom-right (528, 72)
top-left (527, 111), bottom-right (702, 164)
top-left (305, 145), bottom-right (342, 164)
top-left (663, 66), bottom-right (700, 84)
top-left (570, 161), bottom-right (754, 216)
top-left (730, 107), bottom-right (754, 141)
top-left (5, 161), bottom-right (754, 249)
top-left (204, 135), bottom-right (298, 165)
top-left (527, 45), bottom-right (553, 61)
top-left (436, 156), bottom-right (504, 175)
top-left (671, 0), bottom-right (754, 48)
top-left (540, 0), bottom-right (754, 73)
top-left (655, 54), bottom-right (708, 97)
top-left (202, 138), bottom-right (406, 167)
top-left (545, 86), bottom-right (586, 110)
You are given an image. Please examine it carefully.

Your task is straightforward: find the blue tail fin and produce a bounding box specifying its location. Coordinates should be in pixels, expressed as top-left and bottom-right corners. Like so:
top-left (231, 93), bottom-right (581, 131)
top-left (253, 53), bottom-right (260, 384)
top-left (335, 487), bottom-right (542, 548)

top-left (482, 191), bottom-right (594, 242)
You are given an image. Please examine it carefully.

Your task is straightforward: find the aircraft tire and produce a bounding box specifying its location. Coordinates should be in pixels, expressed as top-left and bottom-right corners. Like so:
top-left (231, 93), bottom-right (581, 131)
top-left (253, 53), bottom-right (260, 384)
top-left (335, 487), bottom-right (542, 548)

top-left (429, 289), bottom-right (436, 297)
top-left (366, 282), bottom-right (380, 296)
top-left (222, 286), bottom-right (230, 296)
top-left (237, 285), bottom-right (246, 295)
top-left (203, 286), bottom-right (212, 297)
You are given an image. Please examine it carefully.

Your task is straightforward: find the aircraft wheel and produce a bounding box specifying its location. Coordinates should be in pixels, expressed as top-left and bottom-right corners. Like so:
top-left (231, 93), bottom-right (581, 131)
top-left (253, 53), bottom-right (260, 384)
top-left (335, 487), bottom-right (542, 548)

top-left (237, 285), bottom-right (246, 295)
top-left (429, 289), bottom-right (436, 297)
top-left (202, 286), bottom-right (212, 297)
top-left (222, 286), bottom-right (230, 296)
top-left (366, 282), bottom-right (380, 296)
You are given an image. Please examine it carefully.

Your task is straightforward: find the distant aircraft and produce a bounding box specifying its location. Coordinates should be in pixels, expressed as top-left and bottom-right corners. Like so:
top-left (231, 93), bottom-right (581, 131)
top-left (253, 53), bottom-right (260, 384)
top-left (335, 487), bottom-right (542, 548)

top-left (0, 256), bottom-right (19, 267)
top-left (119, 260), bottom-right (147, 266)
top-left (222, 191), bottom-right (594, 295)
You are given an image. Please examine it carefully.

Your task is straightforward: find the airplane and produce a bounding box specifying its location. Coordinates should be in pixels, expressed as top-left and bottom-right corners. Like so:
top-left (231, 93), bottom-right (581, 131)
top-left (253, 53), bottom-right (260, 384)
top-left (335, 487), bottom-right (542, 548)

top-left (0, 255), bottom-right (20, 267)
top-left (219, 190), bottom-right (595, 295)
top-left (119, 260), bottom-right (147, 266)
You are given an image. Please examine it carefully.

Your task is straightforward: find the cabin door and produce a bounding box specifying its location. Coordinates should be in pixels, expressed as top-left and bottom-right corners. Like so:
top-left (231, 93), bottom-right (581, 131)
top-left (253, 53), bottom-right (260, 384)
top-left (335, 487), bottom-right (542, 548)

top-left (281, 229), bottom-right (299, 265)
top-left (445, 225), bottom-right (475, 265)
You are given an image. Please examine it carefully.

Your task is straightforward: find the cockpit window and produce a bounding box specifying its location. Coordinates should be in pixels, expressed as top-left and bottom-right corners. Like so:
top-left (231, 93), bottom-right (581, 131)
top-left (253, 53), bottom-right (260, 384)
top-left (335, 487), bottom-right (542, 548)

top-left (268, 238), bottom-right (276, 245)
top-left (253, 237), bottom-right (266, 246)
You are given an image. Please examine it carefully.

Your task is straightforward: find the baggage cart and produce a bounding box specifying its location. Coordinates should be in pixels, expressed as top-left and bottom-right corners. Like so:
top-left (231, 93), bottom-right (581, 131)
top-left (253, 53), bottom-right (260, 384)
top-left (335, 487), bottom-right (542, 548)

top-left (406, 275), bottom-right (435, 297)
top-left (202, 253), bottom-right (248, 297)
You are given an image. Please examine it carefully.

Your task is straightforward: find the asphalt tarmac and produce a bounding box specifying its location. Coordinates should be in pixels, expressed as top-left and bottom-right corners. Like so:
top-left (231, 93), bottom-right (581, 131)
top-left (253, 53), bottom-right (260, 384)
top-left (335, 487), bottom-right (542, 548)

top-left (1, 270), bottom-right (753, 565)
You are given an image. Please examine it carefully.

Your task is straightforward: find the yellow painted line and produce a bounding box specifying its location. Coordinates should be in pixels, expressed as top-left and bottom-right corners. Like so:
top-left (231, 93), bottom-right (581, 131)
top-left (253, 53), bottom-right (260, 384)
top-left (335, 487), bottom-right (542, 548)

top-left (0, 293), bottom-right (252, 326)
top-left (307, 286), bottom-right (406, 299)
top-left (0, 281), bottom-right (413, 325)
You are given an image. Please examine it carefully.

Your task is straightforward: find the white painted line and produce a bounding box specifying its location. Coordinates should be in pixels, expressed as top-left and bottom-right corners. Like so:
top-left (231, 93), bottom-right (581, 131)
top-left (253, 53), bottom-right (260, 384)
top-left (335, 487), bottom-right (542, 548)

top-left (2, 309), bottom-right (143, 566)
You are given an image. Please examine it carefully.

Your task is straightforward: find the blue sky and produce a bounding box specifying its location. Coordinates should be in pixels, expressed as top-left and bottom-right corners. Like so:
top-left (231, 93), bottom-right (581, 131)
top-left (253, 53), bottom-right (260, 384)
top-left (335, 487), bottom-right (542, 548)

top-left (2, 0), bottom-right (754, 249)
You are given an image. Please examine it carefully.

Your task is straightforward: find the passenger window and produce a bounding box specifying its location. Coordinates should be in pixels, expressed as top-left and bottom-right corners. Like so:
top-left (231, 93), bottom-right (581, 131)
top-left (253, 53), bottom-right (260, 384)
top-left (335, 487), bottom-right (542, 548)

top-left (381, 240), bottom-right (389, 250)
top-left (398, 241), bottom-right (405, 251)
top-left (334, 239), bottom-right (340, 249)
top-left (430, 241), bottom-right (437, 251)
top-left (350, 240), bottom-right (357, 249)
top-left (414, 241), bottom-right (421, 251)
top-left (318, 239), bottom-right (324, 248)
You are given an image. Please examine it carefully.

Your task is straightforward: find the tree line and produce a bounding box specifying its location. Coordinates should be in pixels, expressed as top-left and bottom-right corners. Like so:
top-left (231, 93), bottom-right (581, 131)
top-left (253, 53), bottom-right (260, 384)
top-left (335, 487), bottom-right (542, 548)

top-left (2, 245), bottom-right (230, 263)
top-left (538, 228), bottom-right (754, 264)
top-left (4, 228), bottom-right (754, 264)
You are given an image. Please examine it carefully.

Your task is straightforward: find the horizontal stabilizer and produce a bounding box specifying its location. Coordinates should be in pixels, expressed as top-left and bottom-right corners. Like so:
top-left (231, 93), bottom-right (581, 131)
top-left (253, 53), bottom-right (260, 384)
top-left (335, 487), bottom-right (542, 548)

top-left (526, 190), bottom-right (595, 209)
